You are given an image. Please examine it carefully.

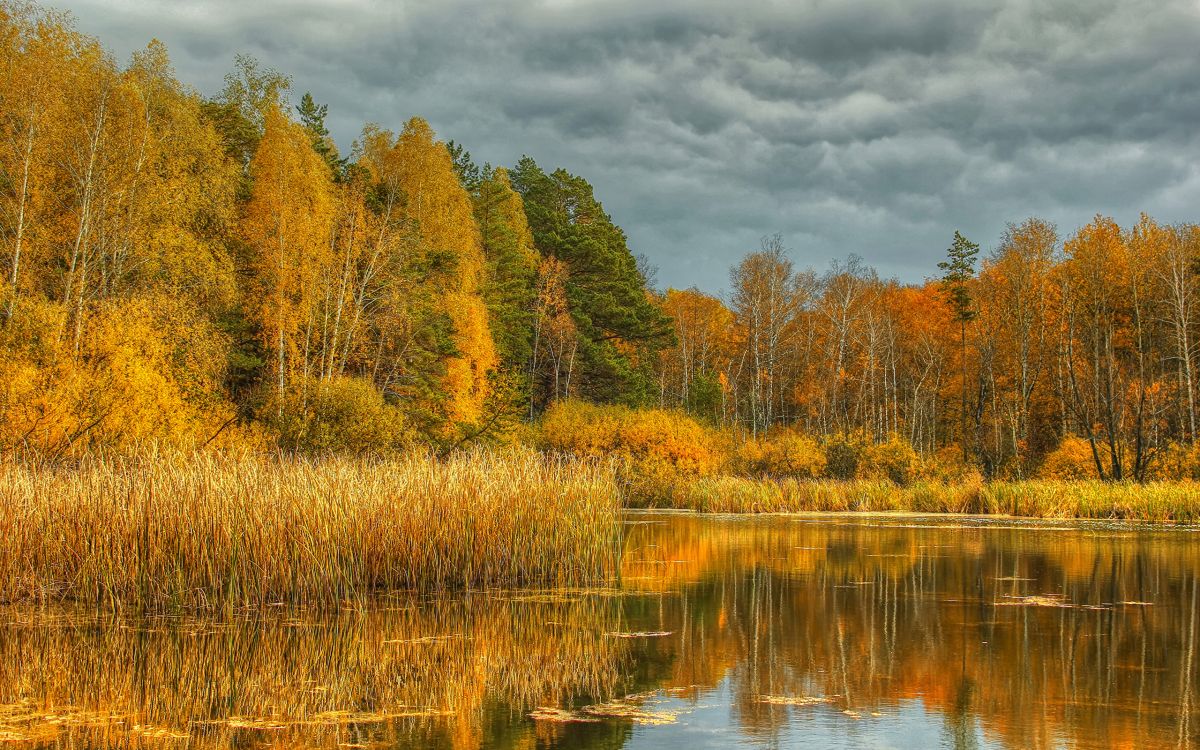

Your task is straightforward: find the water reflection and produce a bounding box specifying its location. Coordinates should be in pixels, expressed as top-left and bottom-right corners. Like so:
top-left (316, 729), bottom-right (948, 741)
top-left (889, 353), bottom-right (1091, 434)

top-left (3, 514), bottom-right (1199, 749)
top-left (620, 515), bottom-right (1200, 749)
top-left (1, 596), bottom-right (625, 748)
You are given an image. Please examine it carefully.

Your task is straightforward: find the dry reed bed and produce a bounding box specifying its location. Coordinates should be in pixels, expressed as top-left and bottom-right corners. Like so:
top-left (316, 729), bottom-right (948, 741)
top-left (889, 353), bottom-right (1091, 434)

top-left (0, 451), bottom-right (622, 608)
top-left (679, 476), bottom-right (1200, 521)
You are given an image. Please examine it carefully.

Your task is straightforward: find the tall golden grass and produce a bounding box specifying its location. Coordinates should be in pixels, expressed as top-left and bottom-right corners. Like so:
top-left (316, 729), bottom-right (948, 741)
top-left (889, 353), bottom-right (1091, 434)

top-left (0, 450), bottom-right (621, 608)
top-left (677, 475), bottom-right (1200, 521)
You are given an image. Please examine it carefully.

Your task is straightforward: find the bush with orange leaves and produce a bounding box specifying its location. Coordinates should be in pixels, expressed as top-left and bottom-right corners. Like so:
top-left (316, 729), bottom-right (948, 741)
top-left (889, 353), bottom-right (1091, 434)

top-left (859, 433), bottom-right (921, 486)
top-left (916, 445), bottom-right (982, 484)
top-left (0, 295), bottom-right (237, 455)
top-left (538, 400), bottom-right (724, 504)
top-left (736, 430), bottom-right (826, 479)
top-left (260, 376), bottom-right (411, 454)
top-left (1038, 436), bottom-right (1105, 480)
top-left (1148, 442), bottom-right (1200, 480)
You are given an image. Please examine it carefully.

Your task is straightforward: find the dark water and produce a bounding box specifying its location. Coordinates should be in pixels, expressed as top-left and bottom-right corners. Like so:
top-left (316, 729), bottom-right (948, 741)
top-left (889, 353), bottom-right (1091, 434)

top-left (3, 513), bottom-right (1199, 749)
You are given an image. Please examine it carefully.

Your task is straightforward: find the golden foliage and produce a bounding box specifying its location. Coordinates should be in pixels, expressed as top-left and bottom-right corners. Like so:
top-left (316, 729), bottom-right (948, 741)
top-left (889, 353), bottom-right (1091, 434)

top-left (1147, 441), bottom-right (1200, 481)
top-left (859, 433), bottom-right (921, 486)
top-left (242, 104), bottom-right (336, 400)
top-left (358, 118), bottom-right (496, 425)
top-left (0, 294), bottom-right (231, 454)
top-left (539, 400), bottom-right (724, 502)
top-left (657, 287), bottom-right (734, 416)
top-left (737, 430), bottom-right (826, 479)
top-left (261, 376), bottom-right (410, 453)
top-left (442, 290), bottom-right (497, 423)
top-left (0, 10), bottom-right (240, 454)
top-left (532, 257), bottom-right (578, 403)
top-left (540, 400), bottom-right (722, 475)
top-left (9, 5), bottom-right (1200, 490)
top-left (1038, 436), bottom-right (1103, 480)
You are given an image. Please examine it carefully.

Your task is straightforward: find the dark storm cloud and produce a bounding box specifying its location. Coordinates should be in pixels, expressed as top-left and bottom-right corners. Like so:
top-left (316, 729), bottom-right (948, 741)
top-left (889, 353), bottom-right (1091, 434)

top-left (59, 0), bottom-right (1200, 291)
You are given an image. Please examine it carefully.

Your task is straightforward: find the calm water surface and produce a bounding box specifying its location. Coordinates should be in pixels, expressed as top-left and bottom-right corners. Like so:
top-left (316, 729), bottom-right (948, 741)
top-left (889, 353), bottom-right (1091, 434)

top-left (3, 513), bottom-right (1199, 749)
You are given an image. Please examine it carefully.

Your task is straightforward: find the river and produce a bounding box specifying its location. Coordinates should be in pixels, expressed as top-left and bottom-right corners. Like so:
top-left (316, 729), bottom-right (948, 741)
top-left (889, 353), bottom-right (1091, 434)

top-left (2, 513), bottom-right (1198, 748)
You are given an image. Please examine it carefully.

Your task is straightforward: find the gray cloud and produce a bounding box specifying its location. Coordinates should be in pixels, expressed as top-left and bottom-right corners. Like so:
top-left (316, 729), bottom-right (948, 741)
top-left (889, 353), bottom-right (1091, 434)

top-left (59, 0), bottom-right (1200, 292)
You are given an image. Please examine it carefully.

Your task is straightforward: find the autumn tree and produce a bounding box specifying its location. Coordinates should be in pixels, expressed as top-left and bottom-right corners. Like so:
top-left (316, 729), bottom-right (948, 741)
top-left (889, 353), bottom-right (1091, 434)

top-left (1146, 219), bottom-right (1200, 441)
top-left (201, 53), bottom-right (290, 197)
top-left (242, 104), bottom-right (335, 413)
top-left (812, 256), bottom-right (874, 435)
top-left (395, 118), bottom-right (496, 425)
top-left (730, 236), bottom-right (808, 435)
top-left (529, 256), bottom-right (578, 412)
top-left (890, 283), bottom-right (953, 452)
top-left (975, 219), bottom-right (1059, 475)
top-left (0, 10), bottom-right (238, 453)
top-left (353, 118), bottom-right (497, 431)
top-left (0, 2), bottom-right (69, 321)
top-left (1059, 217), bottom-right (1145, 479)
top-left (656, 287), bottom-right (734, 422)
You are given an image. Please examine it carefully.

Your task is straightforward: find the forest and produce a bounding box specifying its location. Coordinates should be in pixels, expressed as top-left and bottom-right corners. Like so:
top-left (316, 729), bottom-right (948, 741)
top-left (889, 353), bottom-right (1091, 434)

top-left (4, 3), bottom-right (1200, 489)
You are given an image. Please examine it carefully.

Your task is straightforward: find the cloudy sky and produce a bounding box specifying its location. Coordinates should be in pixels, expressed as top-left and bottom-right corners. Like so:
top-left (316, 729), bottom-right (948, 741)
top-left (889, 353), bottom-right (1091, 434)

top-left (58, 0), bottom-right (1200, 292)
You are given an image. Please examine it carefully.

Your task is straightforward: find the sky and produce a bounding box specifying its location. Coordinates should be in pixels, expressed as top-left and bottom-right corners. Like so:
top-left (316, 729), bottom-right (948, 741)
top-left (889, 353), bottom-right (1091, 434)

top-left (56, 0), bottom-right (1200, 293)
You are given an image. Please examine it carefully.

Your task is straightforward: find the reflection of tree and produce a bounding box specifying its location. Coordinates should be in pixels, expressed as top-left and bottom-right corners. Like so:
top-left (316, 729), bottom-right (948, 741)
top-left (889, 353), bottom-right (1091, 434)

top-left (621, 516), bottom-right (1200, 749)
top-left (1180, 575), bottom-right (1198, 747)
top-left (946, 675), bottom-right (978, 750)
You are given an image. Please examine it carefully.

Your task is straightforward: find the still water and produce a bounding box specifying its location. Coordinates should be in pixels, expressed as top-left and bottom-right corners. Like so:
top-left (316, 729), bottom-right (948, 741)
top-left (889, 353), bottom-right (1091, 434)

top-left (3, 513), bottom-right (1199, 749)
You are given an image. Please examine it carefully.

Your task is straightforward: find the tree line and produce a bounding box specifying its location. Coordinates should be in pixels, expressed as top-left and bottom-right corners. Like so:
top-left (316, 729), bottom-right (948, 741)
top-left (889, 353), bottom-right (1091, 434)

top-left (664, 218), bottom-right (1200, 480)
top-left (4, 3), bottom-right (1200, 480)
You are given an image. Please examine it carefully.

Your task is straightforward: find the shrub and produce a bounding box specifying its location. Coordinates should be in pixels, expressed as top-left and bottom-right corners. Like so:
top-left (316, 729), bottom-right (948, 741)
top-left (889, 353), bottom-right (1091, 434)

top-left (737, 430), bottom-right (826, 478)
top-left (263, 377), bottom-right (410, 453)
top-left (859, 434), bottom-right (920, 486)
top-left (0, 295), bottom-right (235, 455)
top-left (538, 400), bottom-right (724, 503)
top-left (918, 446), bottom-right (982, 484)
top-left (1038, 436), bottom-right (1104, 480)
top-left (823, 434), bottom-right (863, 480)
top-left (1147, 442), bottom-right (1200, 481)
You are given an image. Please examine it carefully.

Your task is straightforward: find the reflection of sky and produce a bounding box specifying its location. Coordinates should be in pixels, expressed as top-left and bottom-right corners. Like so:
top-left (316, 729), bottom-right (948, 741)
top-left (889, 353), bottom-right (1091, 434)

top-left (613, 681), bottom-right (998, 749)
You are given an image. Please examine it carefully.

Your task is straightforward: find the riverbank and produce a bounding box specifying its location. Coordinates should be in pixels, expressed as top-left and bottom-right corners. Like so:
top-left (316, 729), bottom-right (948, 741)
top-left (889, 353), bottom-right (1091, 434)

top-left (670, 475), bottom-right (1200, 522)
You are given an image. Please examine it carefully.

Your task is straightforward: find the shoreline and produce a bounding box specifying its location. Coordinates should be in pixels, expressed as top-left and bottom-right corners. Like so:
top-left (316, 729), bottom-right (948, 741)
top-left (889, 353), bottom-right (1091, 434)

top-left (659, 474), bottom-right (1200, 522)
top-left (623, 506), bottom-right (1200, 527)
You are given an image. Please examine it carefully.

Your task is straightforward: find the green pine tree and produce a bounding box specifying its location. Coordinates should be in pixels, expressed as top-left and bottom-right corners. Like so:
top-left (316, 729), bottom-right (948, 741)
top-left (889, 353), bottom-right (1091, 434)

top-left (446, 140), bottom-right (482, 192)
top-left (511, 157), bottom-right (673, 407)
top-left (296, 91), bottom-right (342, 174)
top-left (938, 230), bottom-right (980, 463)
